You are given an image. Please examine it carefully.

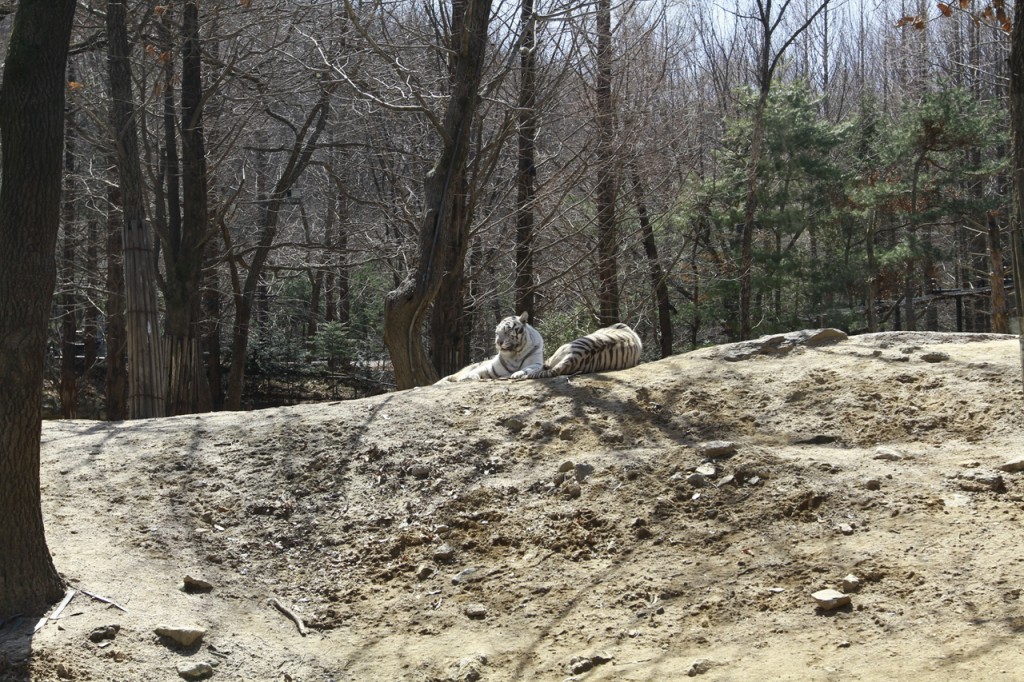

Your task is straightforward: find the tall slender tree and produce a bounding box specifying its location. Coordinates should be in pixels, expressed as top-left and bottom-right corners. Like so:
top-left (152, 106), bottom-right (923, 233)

top-left (0, 0), bottom-right (77, 617)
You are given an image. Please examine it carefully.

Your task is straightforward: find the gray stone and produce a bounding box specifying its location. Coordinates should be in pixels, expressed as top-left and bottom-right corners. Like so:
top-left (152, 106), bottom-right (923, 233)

top-left (999, 458), bottom-right (1024, 473)
top-left (864, 478), bottom-right (882, 491)
top-left (415, 564), bottom-right (434, 580)
top-left (448, 654), bottom-right (487, 682)
top-left (920, 351), bottom-right (950, 363)
top-left (812, 589), bottom-right (851, 610)
top-left (957, 469), bottom-right (1006, 493)
top-left (452, 567), bottom-right (484, 585)
top-left (562, 483), bottom-right (582, 499)
top-left (837, 523), bottom-right (854, 536)
top-left (409, 464), bottom-right (431, 479)
top-left (841, 574), bottom-right (861, 593)
top-left (686, 658), bottom-right (714, 676)
top-left (434, 543), bottom-right (456, 563)
top-left (155, 625), bottom-right (206, 647)
top-left (88, 624), bottom-right (119, 643)
top-left (558, 461), bottom-right (575, 473)
top-left (177, 662), bottom-right (214, 680)
top-left (685, 473), bottom-right (708, 488)
top-left (873, 447), bottom-right (903, 461)
top-left (695, 463), bottom-right (717, 477)
top-left (463, 603), bottom-right (488, 620)
top-left (697, 441), bottom-right (736, 458)
top-left (574, 463), bottom-right (595, 482)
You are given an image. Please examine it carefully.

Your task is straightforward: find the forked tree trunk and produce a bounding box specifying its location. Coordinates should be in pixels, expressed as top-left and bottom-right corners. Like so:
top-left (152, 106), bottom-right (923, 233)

top-left (383, 0), bottom-right (494, 389)
top-left (0, 0), bottom-right (76, 618)
top-left (107, 0), bottom-right (166, 419)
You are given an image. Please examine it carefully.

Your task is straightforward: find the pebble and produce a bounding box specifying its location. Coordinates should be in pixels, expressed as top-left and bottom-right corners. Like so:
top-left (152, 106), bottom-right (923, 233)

top-left (155, 625), bottom-right (206, 647)
top-left (999, 458), bottom-right (1024, 473)
top-left (463, 603), bottom-right (488, 619)
top-left (88, 624), bottom-right (120, 643)
top-left (842, 574), bottom-right (861, 592)
top-left (574, 463), bottom-right (595, 482)
top-left (558, 461), bottom-right (575, 473)
top-left (177, 661), bottom-right (214, 680)
top-left (837, 523), bottom-right (854, 536)
top-left (685, 473), bottom-right (708, 488)
top-left (415, 564), bottom-right (434, 580)
top-left (873, 447), bottom-right (903, 461)
top-left (698, 441), bottom-right (736, 458)
top-left (864, 478), bottom-right (881, 491)
top-left (812, 589), bottom-right (851, 610)
top-left (695, 463), bottom-right (717, 477)
top-left (686, 658), bottom-right (714, 676)
top-left (562, 483), bottom-right (582, 499)
top-left (957, 469), bottom-right (1006, 493)
top-left (409, 464), bottom-right (431, 479)
top-left (183, 574), bottom-right (214, 593)
top-left (452, 567), bottom-right (483, 585)
top-left (433, 543), bottom-right (456, 563)
top-left (920, 351), bottom-right (950, 363)
top-left (448, 653), bottom-right (487, 682)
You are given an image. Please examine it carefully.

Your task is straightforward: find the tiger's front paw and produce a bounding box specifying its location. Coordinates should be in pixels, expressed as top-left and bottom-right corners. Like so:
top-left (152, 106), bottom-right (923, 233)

top-left (509, 370), bottom-right (528, 380)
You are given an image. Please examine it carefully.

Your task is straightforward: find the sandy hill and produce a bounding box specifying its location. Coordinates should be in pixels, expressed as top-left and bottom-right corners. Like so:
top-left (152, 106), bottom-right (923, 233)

top-left (2, 330), bottom-right (1023, 681)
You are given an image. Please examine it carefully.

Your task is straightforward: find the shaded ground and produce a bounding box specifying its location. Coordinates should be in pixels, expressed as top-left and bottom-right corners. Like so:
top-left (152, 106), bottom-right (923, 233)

top-left (3, 331), bottom-right (1024, 681)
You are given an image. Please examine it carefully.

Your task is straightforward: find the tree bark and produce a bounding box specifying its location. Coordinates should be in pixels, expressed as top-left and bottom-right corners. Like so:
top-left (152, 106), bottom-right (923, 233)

top-left (383, 0), bottom-right (494, 389)
top-left (988, 212), bottom-right (1009, 334)
top-left (164, 2), bottom-right (212, 415)
top-left (0, 0), bottom-right (76, 618)
top-left (224, 89), bottom-right (332, 410)
top-left (1009, 5), bottom-right (1024, 383)
top-left (595, 0), bottom-right (619, 325)
top-left (59, 94), bottom-right (78, 418)
top-left (515, 0), bottom-right (538, 321)
top-left (105, 175), bottom-right (128, 421)
top-left (630, 166), bottom-right (672, 358)
top-left (107, 0), bottom-right (166, 419)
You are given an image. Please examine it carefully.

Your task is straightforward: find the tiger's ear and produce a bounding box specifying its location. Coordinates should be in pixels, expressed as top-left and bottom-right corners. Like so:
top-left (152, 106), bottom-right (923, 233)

top-left (518, 311), bottom-right (529, 323)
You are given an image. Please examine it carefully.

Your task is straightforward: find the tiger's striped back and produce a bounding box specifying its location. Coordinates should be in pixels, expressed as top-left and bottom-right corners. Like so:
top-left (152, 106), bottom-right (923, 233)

top-left (526, 323), bottom-right (642, 379)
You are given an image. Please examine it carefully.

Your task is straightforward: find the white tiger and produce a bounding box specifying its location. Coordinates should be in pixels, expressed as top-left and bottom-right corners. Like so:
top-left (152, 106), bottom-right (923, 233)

top-left (515, 323), bottom-right (642, 379)
top-left (434, 312), bottom-right (544, 384)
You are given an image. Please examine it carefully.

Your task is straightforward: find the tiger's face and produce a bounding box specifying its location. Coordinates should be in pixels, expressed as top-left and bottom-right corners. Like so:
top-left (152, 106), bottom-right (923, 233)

top-left (495, 312), bottom-right (530, 352)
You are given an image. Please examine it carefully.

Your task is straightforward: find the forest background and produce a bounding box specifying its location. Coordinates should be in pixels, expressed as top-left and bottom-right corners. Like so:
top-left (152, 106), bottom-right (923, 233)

top-left (18, 0), bottom-right (1020, 416)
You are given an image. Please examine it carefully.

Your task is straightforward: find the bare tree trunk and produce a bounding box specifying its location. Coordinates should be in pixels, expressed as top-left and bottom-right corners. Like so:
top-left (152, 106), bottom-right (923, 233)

top-left (515, 0), bottom-right (538, 321)
top-left (595, 0), bottom-right (619, 325)
top-left (630, 166), bottom-right (672, 357)
top-left (164, 2), bottom-right (211, 415)
top-left (988, 211), bottom-right (1009, 334)
top-left (0, 0), bottom-right (76, 618)
top-left (224, 89), bottom-right (332, 409)
top-left (383, 0), bottom-right (494, 389)
top-left (83, 220), bottom-right (100, 370)
top-left (59, 95), bottom-right (78, 418)
top-left (107, 0), bottom-right (166, 419)
top-left (105, 176), bottom-right (128, 421)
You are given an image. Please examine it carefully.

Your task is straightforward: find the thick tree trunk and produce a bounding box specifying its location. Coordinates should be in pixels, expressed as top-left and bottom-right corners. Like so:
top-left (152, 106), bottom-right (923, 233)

top-left (107, 0), bottom-right (166, 419)
top-left (1010, 7), bottom-right (1024, 383)
top-left (0, 0), bottom-right (76, 618)
top-left (164, 2), bottom-right (211, 415)
top-left (595, 0), bottom-right (619, 325)
top-left (383, 0), bottom-right (493, 389)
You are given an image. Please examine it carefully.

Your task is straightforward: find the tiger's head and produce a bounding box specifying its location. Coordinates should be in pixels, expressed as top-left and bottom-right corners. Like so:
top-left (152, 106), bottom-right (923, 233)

top-left (494, 312), bottom-right (530, 352)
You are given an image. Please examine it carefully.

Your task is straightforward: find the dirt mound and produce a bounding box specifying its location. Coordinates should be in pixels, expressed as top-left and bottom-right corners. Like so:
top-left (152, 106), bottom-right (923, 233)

top-left (3, 332), bottom-right (1023, 681)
